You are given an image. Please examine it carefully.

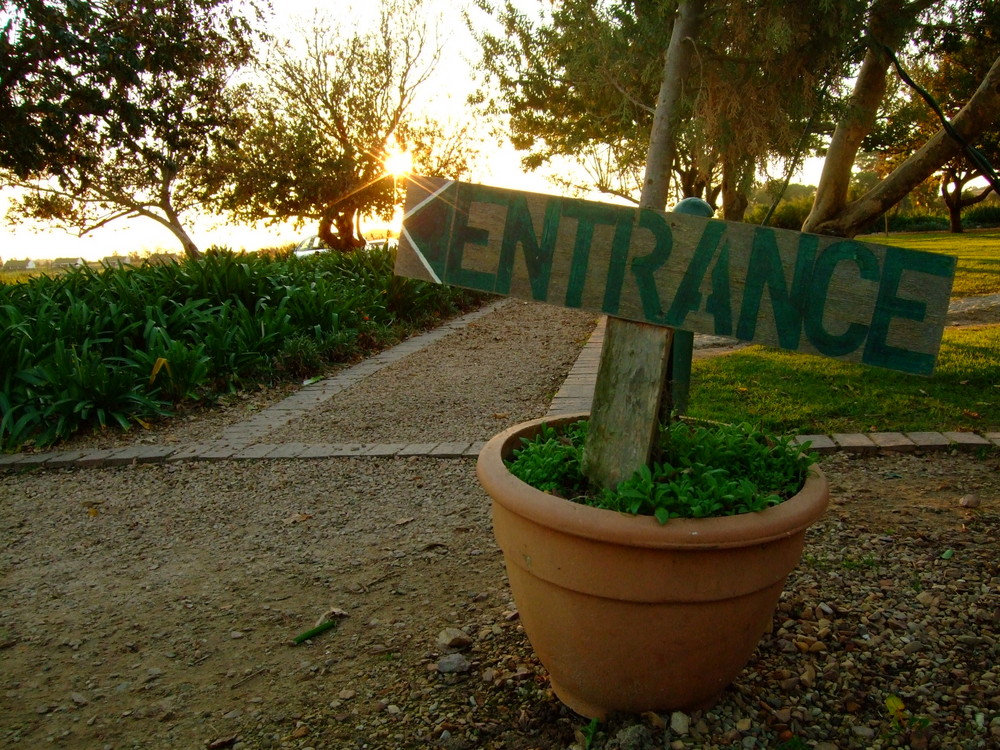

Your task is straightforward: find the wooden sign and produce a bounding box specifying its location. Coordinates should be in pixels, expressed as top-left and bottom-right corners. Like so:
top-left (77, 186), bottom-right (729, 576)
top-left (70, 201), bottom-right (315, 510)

top-left (396, 176), bottom-right (957, 376)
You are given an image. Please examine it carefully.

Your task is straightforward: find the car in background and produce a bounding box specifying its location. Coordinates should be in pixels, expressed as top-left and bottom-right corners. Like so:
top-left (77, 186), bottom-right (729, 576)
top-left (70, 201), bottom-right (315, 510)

top-left (293, 235), bottom-right (398, 257)
top-left (367, 238), bottom-right (398, 252)
top-left (292, 236), bottom-right (331, 257)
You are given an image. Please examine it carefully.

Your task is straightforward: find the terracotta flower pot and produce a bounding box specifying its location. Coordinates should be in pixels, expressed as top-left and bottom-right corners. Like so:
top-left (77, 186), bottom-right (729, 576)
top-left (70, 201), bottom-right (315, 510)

top-left (477, 413), bottom-right (830, 719)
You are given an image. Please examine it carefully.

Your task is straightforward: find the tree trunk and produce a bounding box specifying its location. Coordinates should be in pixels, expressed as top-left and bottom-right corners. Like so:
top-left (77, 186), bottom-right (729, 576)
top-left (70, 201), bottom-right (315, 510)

top-left (318, 211), bottom-right (337, 248)
top-left (802, 46), bottom-right (893, 233)
top-left (165, 219), bottom-right (201, 260)
top-left (721, 154), bottom-right (751, 221)
top-left (582, 0), bottom-right (705, 491)
top-left (319, 206), bottom-right (367, 252)
top-left (942, 176), bottom-right (965, 233)
top-left (803, 1), bottom-right (936, 234)
top-left (805, 54), bottom-right (1000, 237)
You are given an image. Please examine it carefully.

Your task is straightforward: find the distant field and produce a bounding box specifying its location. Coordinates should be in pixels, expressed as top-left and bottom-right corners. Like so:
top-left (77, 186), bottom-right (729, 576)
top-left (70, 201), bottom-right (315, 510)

top-left (858, 229), bottom-right (1000, 298)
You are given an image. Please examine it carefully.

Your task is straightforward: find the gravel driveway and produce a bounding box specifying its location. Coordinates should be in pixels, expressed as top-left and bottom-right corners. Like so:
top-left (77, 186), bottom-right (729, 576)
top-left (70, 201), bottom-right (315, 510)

top-left (1, 300), bottom-right (997, 750)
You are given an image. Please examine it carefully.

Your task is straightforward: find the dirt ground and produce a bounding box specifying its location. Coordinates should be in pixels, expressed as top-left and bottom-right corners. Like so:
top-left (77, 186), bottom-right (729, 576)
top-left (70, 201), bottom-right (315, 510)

top-left (1, 448), bottom-right (997, 750)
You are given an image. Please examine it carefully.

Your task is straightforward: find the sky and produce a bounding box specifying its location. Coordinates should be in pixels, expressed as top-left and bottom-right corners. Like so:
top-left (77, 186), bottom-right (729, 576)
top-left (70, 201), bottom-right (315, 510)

top-left (0, 0), bottom-right (823, 263)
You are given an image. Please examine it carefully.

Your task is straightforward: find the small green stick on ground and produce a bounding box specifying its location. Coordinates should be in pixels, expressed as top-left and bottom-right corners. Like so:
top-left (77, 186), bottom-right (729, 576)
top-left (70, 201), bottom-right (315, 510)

top-left (292, 619), bottom-right (339, 645)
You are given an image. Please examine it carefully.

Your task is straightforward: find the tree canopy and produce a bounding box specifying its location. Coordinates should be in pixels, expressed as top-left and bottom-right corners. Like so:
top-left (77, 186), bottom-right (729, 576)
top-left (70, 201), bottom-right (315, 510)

top-left (0, 0), bottom-right (262, 257)
top-left (803, 0), bottom-right (1000, 236)
top-left (202, 0), bottom-right (478, 252)
top-left (469, 0), bottom-right (865, 218)
top-left (859, 0), bottom-right (999, 232)
top-left (470, 0), bottom-right (1000, 234)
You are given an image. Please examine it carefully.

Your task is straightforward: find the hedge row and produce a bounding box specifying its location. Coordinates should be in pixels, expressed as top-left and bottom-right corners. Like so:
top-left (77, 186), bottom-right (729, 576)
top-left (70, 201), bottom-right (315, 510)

top-left (0, 247), bottom-right (484, 451)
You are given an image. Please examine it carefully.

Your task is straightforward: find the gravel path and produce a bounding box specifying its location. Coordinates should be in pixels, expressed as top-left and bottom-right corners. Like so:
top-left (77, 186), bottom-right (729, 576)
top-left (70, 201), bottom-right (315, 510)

top-left (265, 301), bottom-right (597, 444)
top-left (1, 300), bottom-right (998, 750)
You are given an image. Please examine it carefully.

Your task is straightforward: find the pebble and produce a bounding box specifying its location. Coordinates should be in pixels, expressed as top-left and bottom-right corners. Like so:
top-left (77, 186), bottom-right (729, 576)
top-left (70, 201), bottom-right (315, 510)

top-left (959, 494), bottom-right (981, 507)
top-left (436, 627), bottom-right (472, 651)
top-left (436, 653), bottom-right (471, 674)
top-left (669, 711), bottom-right (689, 735)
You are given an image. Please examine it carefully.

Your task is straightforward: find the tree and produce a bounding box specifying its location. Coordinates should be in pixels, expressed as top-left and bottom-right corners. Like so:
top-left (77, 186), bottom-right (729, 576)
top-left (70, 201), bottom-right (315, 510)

top-left (203, 0), bottom-right (477, 252)
top-left (0, 0), bottom-right (261, 258)
top-left (469, 0), bottom-right (864, 218)
top-left (803, 0), bottom-right (1000, 236)
top-left (939, 137), bottom-right (998, 232)
top-left (861, 3), bottom-right (1000, 232)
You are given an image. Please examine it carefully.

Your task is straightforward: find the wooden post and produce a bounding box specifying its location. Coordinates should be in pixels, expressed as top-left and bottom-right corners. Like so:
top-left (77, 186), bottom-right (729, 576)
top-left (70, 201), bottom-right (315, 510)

top-left (579, 0), bottom-right (705, 490)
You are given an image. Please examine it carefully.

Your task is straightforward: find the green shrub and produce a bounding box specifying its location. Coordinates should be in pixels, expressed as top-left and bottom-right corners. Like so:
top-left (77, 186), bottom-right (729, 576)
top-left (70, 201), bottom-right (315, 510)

top-left (886, 212), bottom-right (949, 232)
top-left (964, 203), bottom-right (1000, 227)
top-left (274, 334), bottom-right (325, 378)
top-left (744, 195), bottom-right (814, 230)
top-left (507, 420), bottom-right (817, 524)
top-left (0, 245), bottom-right (488, 450)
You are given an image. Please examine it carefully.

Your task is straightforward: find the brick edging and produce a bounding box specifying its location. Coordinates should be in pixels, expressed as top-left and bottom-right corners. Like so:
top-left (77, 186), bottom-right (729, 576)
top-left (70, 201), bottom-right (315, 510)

top-left (2, 432), bottom-right (998, 471)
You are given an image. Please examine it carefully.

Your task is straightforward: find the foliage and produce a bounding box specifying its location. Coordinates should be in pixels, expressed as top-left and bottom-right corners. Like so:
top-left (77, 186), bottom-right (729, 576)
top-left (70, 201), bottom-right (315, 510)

top-left (883, 212), bottom-right (950, 232)
top-left (0, 246), bottom-right (485, 451)
top-left (804, 2), bottom-right (1000, 237)
top-left (505, 420), bottom-right (589, 495)
top-left (745, 194), bottom-right (816, 230)
top-left (862, 0), bottom-right (1000, 233)
top-left (0, 0), bottom-right (263, 258)
top-left (507, 419), bottom-right (816, 524)
top-left (964, 202), bottom-right (1000, 226)
top-left (469, 0), bottom-right (865, 215)
top-left (884, 694), bottom-right (932, 739)
top-left (202, 0), bottom-right (477, 251)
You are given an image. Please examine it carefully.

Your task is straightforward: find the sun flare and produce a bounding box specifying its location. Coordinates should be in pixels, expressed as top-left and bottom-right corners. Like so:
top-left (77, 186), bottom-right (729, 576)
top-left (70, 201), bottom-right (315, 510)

top-left (384, 147), bottom-right (413, 178)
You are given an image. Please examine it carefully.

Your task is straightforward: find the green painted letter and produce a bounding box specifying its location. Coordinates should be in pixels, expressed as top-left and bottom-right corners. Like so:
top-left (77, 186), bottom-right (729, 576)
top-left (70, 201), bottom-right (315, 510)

top-left (804, 241), bottom-right (878, 357)
top-left (495, 195), bottom-right (560, 301)
top-left (445, 184), bottom-right (503, 291)
top-left (864, 247), bottom-right (956, 375)
top-left (630, 210), bottom-right (673, 323)
top-left (737, 229), bottom-right (815, 350)
top-left (562, 200), bottom-right (622, 309)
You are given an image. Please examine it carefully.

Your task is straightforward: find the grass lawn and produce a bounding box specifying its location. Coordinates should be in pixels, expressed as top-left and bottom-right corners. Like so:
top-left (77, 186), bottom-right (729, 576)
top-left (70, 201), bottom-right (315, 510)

top-left (689, 325), bottom-right (1000, 434)
top-left (858, 228), bottom-right (1000, 298)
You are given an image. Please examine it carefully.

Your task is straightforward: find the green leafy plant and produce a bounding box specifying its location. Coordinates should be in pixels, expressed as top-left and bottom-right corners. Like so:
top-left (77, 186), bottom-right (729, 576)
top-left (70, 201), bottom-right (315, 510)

top-left (0, 245), bottom-right (487, 450)
top-left (884, 694), bottom-right (931, 740)
top-left (506, 419), bottom-right (816, 523)
top-left (507, 420), bottom-right (589, 495)
top-left (578, 717), bottom-right (600, 749)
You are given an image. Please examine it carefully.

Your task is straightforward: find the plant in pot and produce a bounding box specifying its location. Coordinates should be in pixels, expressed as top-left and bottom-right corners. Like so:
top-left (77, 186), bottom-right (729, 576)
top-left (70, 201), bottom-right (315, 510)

top-left (477, 413), bottom-right (828, 719)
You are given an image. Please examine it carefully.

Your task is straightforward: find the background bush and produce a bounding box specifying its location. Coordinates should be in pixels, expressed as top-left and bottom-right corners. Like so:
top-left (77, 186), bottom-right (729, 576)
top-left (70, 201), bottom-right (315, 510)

top-left (0, 246), bottom-right (485, 450)
top-left (964, 202), bottom-right (1000, 228)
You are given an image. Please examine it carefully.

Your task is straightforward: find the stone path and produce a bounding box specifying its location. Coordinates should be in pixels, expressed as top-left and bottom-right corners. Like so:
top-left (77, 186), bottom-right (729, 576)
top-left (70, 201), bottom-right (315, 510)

top-left (2, 300), bottom-right (998, 472)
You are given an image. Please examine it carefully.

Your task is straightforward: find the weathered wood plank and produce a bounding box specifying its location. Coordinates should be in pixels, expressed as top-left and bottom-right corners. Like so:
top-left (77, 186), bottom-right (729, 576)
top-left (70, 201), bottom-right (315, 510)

top-left (580, 318), bottom-right (672, 489)
top-left (397, 176), bottom-right (957, 376)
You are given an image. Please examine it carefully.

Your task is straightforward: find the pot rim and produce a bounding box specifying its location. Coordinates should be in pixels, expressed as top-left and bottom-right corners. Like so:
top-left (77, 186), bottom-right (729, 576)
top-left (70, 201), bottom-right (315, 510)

top-left (477, 413), bottom-right (830, 550)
